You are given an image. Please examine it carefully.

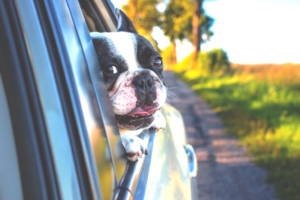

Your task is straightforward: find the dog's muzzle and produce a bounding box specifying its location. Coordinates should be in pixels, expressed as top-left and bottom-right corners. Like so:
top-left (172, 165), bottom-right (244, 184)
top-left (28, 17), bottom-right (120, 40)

top-left (115, 73), bottom-right (165, 130)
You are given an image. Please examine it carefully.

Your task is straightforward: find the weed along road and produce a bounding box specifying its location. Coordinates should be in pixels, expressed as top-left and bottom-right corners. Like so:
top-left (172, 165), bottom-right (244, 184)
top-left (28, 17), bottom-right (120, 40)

top-left (163, 71), bottom-right (278, 200)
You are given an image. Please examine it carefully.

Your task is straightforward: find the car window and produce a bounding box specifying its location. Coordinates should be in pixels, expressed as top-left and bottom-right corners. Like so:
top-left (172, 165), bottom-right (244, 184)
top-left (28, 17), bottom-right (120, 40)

top-left (77, 1), bottom-right (197, 200)
top-left (50, 0), bottom-right (127, 199)
top-left (78, 1), bottom-right (155, 198)
top-left (1, 0), bottom-right (146, 199)
top-left (4, 0), bottom-right (85, 199)
top-left (80, 0), bottom-right (117, 32)
top-left (0, 73), bottom-right (23, 200)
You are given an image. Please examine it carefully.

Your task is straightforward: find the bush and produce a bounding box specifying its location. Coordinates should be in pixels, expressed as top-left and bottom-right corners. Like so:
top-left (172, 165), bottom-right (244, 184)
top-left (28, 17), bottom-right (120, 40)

top-left (170, 48), bottom-right (230, 75)
top-left (197, 48), bottom-right (230, 74)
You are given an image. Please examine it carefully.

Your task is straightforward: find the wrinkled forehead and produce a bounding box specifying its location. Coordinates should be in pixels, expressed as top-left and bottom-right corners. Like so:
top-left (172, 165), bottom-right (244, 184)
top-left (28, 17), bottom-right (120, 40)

top-left (94, 32), bottom-right (139, 70)
top-left (105, 32), bottom-right (137, 58)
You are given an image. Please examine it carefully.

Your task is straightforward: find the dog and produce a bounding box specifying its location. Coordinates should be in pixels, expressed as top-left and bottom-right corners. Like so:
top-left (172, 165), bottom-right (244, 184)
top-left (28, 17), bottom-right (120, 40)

top-left (91, 9), bottom-right (166, 161)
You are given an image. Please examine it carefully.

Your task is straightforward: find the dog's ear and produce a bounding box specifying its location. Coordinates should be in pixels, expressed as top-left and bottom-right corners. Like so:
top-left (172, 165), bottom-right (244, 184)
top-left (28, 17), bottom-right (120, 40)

top-left (115, 8), bottom-right (137, 33)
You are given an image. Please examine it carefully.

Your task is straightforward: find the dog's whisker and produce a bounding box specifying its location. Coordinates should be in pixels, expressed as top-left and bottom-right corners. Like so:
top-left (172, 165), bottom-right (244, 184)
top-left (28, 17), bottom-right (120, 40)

top-left (166, 96), bottom-right (180, 103)
top-left (165, 97), bottom-right (171, 104)
top-left (167, 92), bottom-right (179, 98)
top-left (167, 93), bottom-right (179, 100)
top-left (165, 85), bottom-right (180, 90)
top-left (166, 85), bottom-right (180, 90)
top-left (167, 91), bottom-right (181, 102)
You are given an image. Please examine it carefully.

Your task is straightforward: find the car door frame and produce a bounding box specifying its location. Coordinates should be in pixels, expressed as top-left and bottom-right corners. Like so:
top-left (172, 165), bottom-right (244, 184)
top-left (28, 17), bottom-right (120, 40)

top-left (0, 0), bottom-right (111, 199)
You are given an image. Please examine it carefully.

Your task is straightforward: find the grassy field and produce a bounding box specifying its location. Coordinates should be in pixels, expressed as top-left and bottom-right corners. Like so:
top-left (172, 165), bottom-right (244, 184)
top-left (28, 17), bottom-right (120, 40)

top-left (176, 63), bottom-right (300, 200)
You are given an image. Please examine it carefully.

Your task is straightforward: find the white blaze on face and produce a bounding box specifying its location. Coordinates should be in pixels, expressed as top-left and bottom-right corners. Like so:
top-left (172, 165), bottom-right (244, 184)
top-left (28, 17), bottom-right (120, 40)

top-left (108, 32), bottom-right (140, 72)
top-left (104, 32), bottom-right (141, 115)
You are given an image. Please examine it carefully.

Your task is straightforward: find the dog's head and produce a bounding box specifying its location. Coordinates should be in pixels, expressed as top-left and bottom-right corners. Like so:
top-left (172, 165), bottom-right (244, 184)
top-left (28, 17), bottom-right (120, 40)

top-left (91, 9), bottom-right (166, 131)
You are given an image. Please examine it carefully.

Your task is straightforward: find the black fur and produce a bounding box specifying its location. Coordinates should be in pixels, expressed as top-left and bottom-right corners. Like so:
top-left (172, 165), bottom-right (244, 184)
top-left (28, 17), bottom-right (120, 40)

top-left (135, 34), bottom-right (164, 80)
top-left (91, 36), bottom-right (129, 90)
top-left (116, 8), bottom-right (164, 80)
top-left (132, 71), bottom-right (157, 108)
top-left (115, 9), bottom-right (137, 33)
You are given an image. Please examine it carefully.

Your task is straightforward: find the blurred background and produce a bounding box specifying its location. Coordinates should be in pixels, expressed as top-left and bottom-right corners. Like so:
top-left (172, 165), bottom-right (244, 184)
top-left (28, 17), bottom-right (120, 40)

top-left (112, 0), bottom-right (300, 199)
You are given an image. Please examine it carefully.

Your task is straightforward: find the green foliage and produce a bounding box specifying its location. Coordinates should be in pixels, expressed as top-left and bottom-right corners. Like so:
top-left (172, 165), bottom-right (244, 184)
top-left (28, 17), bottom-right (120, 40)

top-left (162, 0), bottom-right (213, 44)
top-left (172, 48), bottom-right (230, 74)
top-left (122, 0), bottom-right (214, 58)
top-left (198, 48), bottom-right (231, 73)
top-left (122, 0), bottom-right (161, 47)
top-left (169, 52), bottom-right (193, 72)
top-left (162, 0), bottom-right (193, 42)
top-left (199, 12), bottom-right (214, 42)
top-left (122, 0), bottom-right (160, 34)
top-left (160, 45), bottom-right (177, 70)
top-left (176, 69), bottom-right (300, 200)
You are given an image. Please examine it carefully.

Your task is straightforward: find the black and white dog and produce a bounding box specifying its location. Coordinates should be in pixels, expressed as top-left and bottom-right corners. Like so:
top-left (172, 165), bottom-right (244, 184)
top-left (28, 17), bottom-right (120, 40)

top-left (91, 9), bottom-right (166, 161)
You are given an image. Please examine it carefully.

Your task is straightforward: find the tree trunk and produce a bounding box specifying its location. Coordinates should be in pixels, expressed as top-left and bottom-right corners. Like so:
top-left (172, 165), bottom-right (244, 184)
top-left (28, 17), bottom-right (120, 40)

top-left (192, 0), bottom-right (203, 68)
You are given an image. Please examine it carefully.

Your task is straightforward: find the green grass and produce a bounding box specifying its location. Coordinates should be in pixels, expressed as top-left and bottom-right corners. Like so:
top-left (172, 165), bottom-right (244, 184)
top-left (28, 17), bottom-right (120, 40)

top-left (176, 71), bottom-right (300, 200)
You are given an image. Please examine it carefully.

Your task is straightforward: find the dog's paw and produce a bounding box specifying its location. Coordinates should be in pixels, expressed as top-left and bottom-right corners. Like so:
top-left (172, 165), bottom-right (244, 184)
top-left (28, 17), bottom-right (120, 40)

top-left (152, 111), bottom-right (166, 132)
top-left (120, 134), bottom-right (147, 162)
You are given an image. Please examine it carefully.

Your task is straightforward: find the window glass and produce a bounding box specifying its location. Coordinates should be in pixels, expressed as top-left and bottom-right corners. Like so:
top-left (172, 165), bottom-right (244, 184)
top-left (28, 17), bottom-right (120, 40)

top-left (66, 1), bottom-right (126, 198)
top-left (0, 73), bottom-right (23, 200)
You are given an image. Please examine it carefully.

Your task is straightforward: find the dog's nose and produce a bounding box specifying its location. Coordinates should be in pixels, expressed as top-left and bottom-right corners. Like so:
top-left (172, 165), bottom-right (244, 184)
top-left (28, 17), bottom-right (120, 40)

top-left (132, 75), bottom-right (154, 93)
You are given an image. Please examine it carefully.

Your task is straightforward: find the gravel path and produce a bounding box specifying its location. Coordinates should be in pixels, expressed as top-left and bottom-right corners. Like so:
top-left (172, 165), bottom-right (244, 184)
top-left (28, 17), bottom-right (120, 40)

top-left (163, 71), bottom-right (278, 200)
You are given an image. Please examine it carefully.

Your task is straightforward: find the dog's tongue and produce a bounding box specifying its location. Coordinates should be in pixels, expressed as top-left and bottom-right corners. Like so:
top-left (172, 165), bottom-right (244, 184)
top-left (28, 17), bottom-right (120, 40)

top-left (127, 106), bottom-right (159, 117)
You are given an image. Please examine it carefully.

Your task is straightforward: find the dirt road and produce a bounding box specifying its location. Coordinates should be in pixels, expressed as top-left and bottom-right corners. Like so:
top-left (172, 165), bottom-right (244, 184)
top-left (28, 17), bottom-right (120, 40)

top-left (163, 71), bottom-right (278, 200)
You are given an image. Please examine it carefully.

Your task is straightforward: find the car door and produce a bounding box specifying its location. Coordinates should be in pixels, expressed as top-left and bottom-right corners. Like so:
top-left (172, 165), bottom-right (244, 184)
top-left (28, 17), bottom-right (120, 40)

top-left (0, 0), bottom-right (121, 199)
top-left (0, 0), bottom-right (84, 199)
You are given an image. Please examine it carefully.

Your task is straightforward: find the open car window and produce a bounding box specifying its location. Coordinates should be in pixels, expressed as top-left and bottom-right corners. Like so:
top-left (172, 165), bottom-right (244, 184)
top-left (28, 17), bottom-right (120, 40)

top-left (78, 0), bottom-right (155, 199)
top-left (78, 2), bottom-right (196, 200)
top-left (43, 0), bottom-right (128, 199)
top-left (1, 0), bottom-right (125, 199)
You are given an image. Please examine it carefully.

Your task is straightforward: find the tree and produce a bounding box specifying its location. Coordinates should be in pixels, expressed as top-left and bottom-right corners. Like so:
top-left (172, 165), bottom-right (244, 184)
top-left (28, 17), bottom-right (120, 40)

top-left (192, 0), bottom-right (214, 66)
top-left (162, 0), bottom-right (192, 64)
top-left (122, 0), bottom-right (161, 49)
top-left (162, 0), bottom-right (213, 66)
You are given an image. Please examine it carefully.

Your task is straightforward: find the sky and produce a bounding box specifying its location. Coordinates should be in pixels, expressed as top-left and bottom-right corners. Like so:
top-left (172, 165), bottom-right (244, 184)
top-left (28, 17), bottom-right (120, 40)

top-left (112, 0), bottom-right (300, 64)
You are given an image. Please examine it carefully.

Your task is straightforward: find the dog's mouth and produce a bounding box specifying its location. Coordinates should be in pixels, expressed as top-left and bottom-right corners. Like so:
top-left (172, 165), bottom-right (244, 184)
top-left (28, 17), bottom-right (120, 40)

top-left (127, 105), bottom-right (159, 117)
top-left (115, 106), bottom-right (159, 130)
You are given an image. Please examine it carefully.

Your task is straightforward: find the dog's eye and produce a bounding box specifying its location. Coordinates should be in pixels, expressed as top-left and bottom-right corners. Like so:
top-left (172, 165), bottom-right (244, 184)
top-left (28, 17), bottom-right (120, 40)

top-left (105, 66), bottom-right (118, 75)
top-left (153, 58), bottom-right (162, 68)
